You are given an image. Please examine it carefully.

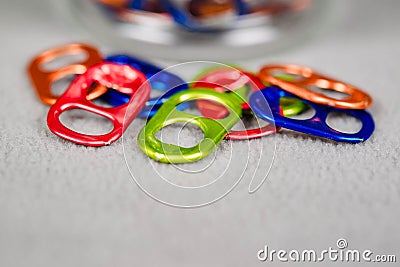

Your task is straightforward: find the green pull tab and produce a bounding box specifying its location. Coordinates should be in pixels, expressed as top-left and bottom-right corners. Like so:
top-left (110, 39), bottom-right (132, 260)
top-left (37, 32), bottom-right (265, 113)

top-left (138, 89), bottom-right (243, 164)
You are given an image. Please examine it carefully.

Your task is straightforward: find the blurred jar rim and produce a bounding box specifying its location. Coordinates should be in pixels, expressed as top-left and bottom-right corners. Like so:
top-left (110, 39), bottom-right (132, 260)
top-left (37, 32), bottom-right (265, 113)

top-left (98, 0), bottom-right (313, 30)
top-left (58, 0), bottom-right (330, 60)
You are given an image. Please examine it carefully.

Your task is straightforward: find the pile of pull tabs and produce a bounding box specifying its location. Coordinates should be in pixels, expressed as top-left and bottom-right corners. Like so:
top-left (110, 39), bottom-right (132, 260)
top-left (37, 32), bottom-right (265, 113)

top-left (97, 0), bottom-right (312, 31)
top-left (27, 43), bottom-right (375, 164)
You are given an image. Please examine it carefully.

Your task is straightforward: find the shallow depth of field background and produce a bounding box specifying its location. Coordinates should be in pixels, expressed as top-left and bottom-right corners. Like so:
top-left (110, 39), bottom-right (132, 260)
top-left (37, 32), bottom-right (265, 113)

top-left (0, 0), bottom-right (399, 266)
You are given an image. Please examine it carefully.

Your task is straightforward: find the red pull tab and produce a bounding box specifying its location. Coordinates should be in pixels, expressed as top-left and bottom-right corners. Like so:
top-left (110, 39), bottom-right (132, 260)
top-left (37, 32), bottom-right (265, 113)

top-left (47, 63), bottom-right (150, 146)
top-left (192, 69), bottom-right (264, 118)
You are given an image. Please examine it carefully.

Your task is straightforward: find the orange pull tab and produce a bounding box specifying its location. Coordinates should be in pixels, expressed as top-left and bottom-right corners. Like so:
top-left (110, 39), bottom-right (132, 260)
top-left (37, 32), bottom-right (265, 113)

top-left (27, 43), bottom-right (104, 105)
top-left (259, 64), bottom-right (373, 109)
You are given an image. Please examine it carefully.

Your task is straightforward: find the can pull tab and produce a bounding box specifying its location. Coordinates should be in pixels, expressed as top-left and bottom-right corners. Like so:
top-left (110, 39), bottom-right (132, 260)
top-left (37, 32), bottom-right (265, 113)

top-left (27, 43), bottom-right (104, 105)
top-left (138, 89), bottom-right (242, 163)
top-left (250, 86), bottom-right (375, 143)
top-left (47, 63), bottom-right (150, 146)
top-left (259, 64), bottom-right (373, 110)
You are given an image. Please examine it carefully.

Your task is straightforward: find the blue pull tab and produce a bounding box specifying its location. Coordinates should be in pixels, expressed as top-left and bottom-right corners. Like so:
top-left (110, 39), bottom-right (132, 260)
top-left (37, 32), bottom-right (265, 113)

top-left (103, 55), bottom-right (189, 118)
top-left (249, 86), bottom-right (375, 143)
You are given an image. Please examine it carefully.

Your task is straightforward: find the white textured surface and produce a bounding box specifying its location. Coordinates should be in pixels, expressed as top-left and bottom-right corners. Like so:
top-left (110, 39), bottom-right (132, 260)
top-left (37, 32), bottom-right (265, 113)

top-left (0, 1), bottom-right (399, 266)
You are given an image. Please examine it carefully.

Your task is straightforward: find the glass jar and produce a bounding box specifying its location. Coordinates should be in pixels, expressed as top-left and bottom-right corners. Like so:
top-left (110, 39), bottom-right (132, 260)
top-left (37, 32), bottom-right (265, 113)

top-left (56, 0), bottom-right (330, 60)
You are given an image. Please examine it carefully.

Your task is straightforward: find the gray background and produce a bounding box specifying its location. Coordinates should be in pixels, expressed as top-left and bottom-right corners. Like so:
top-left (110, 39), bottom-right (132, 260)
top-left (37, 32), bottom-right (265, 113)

top-left (0, 0), bottom-right (399, 266)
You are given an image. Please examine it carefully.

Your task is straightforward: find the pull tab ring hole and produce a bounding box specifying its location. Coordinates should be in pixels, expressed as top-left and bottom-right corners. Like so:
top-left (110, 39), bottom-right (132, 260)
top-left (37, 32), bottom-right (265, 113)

top-left (87, 82), bottom-right (129, 108)
top-left (42, 51), bottom-right (87, 72)
top-left (59, 109), bottom-right (114, 136)
top-left (326, 112), bottom-right (362, 134)
top-left (155, 122), bottom-right (205, 148)
top-left (175, 99), bottom-right (232, 119)
top-left (271, 70), bottom-right (304, 82)
top-left (308, 85), bottom-right (350, 100)
top-left (282, 100), bottom-right (315, 120)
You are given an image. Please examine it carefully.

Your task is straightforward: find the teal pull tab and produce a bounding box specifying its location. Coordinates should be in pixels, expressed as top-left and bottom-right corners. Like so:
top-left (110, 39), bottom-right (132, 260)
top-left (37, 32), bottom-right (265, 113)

top-left (138, 89), bottom-right (243, 164)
